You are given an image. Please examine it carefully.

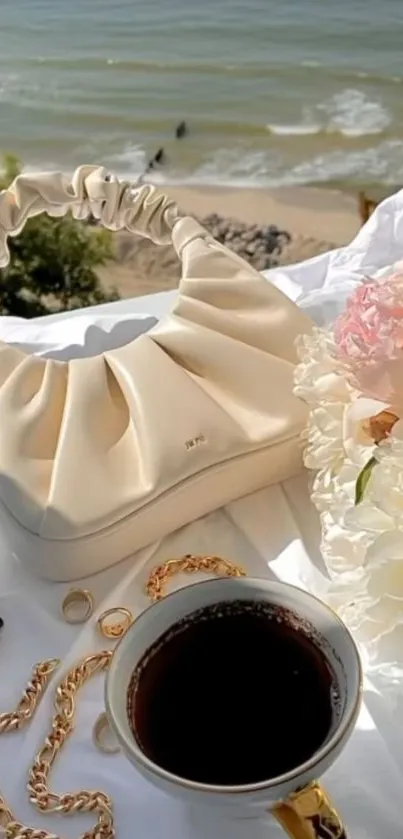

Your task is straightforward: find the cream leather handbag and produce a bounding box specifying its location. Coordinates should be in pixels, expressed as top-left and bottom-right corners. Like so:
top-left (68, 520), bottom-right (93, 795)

top-left (0, 166), bottom-right (312, 581)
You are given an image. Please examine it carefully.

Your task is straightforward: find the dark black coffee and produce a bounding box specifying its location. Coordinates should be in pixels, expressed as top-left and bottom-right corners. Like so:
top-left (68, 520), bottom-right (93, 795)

top-left (127, 600), bottom-right (339, 786)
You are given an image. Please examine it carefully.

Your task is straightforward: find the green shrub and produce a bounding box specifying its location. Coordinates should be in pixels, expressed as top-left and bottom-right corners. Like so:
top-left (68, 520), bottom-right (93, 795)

top-left (0, 155), bottom-right (119, 317)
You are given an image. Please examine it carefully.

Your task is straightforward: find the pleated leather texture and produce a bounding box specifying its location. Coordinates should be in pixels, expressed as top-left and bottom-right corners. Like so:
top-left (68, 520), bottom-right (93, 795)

top-left (0, 166), bottom-right (313, 576)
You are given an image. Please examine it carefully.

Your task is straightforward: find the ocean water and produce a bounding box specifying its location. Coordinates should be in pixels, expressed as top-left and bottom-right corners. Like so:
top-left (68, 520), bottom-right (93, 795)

top-left (1, 0), bottom-right (403, 191)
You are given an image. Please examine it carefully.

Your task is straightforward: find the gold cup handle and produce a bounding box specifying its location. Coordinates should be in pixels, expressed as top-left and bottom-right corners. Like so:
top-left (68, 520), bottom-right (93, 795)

top-left (272, 782), bottom-right (347, 838)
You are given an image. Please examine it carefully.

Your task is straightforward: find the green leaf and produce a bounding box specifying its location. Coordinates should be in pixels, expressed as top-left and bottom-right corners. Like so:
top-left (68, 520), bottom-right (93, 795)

top-left (354, 456), bottom-right (378, 505)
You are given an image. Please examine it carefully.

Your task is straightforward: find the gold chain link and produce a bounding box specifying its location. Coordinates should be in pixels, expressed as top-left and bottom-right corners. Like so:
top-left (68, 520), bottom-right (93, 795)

top-left (146, 554), bottom-right (246, 601)
top-left (0, 659), bottom-right (60, 736)
top-left (0, 651), bottom-right (113, 839)
top-left (0, 555), bottom-right (242, 839)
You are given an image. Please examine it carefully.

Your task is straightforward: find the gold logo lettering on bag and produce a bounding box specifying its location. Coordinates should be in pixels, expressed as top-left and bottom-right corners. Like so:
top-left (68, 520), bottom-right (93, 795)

top-left (185, 433), bottom-right (206, 450)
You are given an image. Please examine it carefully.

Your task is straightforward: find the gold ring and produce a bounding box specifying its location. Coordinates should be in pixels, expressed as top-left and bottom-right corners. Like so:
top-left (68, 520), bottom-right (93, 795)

top-left (97, 607), bottom-right (133, 639)
top-left (61, 589), bottom-right (94, 624)
top-left (93, 712), bottom-right (120, 755)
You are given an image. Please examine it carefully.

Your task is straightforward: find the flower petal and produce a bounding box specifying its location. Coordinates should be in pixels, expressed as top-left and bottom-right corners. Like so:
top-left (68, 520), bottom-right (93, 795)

top-left (366, 530), bottom-right (403, 565)
top-left (345, 397), bottom-right (391, 422)
top-left (344, 503), bottom-right (395, 533)
top-left (391, 419), bottom-right (403, 440)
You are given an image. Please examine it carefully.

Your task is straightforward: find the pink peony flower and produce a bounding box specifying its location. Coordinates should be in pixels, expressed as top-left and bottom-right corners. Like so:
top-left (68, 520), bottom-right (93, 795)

top-left (334, 272), bottom-right (403, 405)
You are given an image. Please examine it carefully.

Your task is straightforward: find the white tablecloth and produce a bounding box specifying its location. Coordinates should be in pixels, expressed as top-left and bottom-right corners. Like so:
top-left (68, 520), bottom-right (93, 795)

top-left (3, 191), bottom-right (403, 838)
top-left (3, 478), bottom-right (403, 839)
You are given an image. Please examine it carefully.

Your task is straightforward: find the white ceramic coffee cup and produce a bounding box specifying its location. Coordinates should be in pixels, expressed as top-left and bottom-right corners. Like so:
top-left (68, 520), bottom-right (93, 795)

top-left (105, 577), bottom-right (362, 838)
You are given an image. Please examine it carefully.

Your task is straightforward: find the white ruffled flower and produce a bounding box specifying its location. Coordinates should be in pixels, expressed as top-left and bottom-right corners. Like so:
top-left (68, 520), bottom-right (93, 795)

top-left (295, 327), bottom-right (403, 677)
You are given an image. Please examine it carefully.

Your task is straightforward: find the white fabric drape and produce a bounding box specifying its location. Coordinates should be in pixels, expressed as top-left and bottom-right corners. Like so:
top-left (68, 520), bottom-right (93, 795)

top-left (2, 187), bottom-right (403, 837)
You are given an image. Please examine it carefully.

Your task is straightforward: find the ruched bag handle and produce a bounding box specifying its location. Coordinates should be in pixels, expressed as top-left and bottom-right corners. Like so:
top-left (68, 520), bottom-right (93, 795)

top-left (0, 164), bottom-right (188, 268)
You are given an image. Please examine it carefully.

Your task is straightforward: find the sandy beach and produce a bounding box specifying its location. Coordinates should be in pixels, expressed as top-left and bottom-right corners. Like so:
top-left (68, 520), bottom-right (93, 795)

top-left (167, 185), bottom-right (360, 244)
top-left (98, 185), bottom-right (362, 299)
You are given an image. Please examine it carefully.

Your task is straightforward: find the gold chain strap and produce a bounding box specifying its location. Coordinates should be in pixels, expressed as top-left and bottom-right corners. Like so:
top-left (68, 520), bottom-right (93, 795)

top-left (146, 554), bottom-right (246, 601)
top-left (0, 651), bottom-right (113, 839)
top-left (0, 659), bottom-right (60, 735)
top-left (0, 555), bottom-right (243, 839)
